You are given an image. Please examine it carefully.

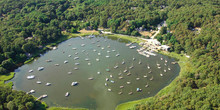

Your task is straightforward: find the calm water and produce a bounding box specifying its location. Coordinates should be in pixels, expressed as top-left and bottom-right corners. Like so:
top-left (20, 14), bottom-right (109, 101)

top-left (10, 36), bottom-right (180, 110)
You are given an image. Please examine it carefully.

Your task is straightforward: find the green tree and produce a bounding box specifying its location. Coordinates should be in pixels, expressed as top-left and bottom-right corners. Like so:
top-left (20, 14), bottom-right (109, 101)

top-left (7, 101), bottom-right (16, 110)
top-left (0, 67), bottom-right (8, 74)
top-left (71, 27), bottom-right (77, 33)
top-left (25, 102), bottom-right (34, 110)
top-left (22, 43), bottom-right (36, 53)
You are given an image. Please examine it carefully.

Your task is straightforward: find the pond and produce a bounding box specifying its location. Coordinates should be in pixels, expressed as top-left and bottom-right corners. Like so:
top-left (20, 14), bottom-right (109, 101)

top-left (10, 36), bottom-right (180, 110)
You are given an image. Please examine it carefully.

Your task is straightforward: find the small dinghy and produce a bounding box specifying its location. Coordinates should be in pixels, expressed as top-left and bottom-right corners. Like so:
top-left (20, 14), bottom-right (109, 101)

top-left (65, 92), bottom-right (69, 97)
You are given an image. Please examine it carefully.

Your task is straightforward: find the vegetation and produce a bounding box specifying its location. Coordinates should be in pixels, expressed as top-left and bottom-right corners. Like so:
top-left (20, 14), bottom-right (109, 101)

top-left (0, 0), bottom-right (219, 109)
top-left (47, 107), bottom-right (88, 110)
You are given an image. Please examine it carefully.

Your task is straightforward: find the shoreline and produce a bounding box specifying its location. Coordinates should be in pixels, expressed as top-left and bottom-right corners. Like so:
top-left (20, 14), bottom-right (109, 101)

top-left (2, 31), bottom-right (182, 110)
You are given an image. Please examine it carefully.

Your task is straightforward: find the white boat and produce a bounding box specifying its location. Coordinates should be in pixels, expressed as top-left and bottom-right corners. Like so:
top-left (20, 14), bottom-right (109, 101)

top-left (68, 72), bottom-right (72, 74)
top-left (147, 65), bottom-right (150, 69)
top-left (160, 73), bottom-right (163, 76)
top-left (120, 86), bottom-right (124, 88)
top-left (46, 83), bottom-right (51, 86)
top-left (110, 75), bottom-right (113, 78)
top-left (85, 58), bottom-right (89, 61)
top-left (93, 49), bottom-right (97, 52)
top-left (123, 67), bottom-right (128, 73)
top-left (106, 78), bottom-right (109, 81)
top-left (138, 59), bottom-right (142, 64)
top-left (36, 81), bottom-right (41, 84)
top-left (27, 75), bottom-right (35, 79)
top-left (164, 69), bottom-right (167, 72)
top-left (129, 63), bottom-right (134, 69)
top-left (46, 59), bottom-right (52, 62)
top-left (38, 67), bottom-right (44, 71)
top-left (65, 92), bottom-right (69, 97)
top-left (55, 64), bottom-right (59, 66)
top-left (53, 47), bottom-right (57, 50)
top-left (98, 52), bottom-right (101, 55)
top-left (110, 80), bottom-right (115, 83)
top-left (133, 57), bottom-right (135, 61)
top-left (29, 90), bottom-right (35, 93)
top-left (165, 60), bottom-right (168, 63)
top-left (68, 55), bottom-right (71, 57)
top-left (42, 94), bottom-right (47, 98)
top-left (114, 63), bottom-right (118, 69)
top-left (136, 78), bottom-right (140, 80)
top-left (105, 83), bottom-right (108, 86)
top-left (158, 66), bottom-right (161, 69)
top-left (74, 67), bottom-right (78, 70)
top-left (112, 49), bottom-right (116, 52)
top-left (150, 76), bottom-right (154, 81)
top-left (128, 92), bottom-right (133, 95)
top-left (118, 76), bottom-right (123, 79)
top-left (97, 44), bottom-right (100, 47)
top-left (97, 71), bottom-right (101, 74)
top-left (72, 48), bottom-right (77, 50)
top-left (75, 63), bottom-right (80, 65)
top-left (71, 82), bottom-right (78, 86)
top-left (108, 89), bottom-right (111, 92)
top-left (107, 50), bottom-right (110, 53)
top-left (127, 71), bottom-right (131, 76)
top-left (121, 59), bottom-right (125, 65)
top-left (75, 52), bottom-right (78, 55)
top-left (29, 69), bottom-right (33, 73)
top-left (145, 83), bottom-right (149, 88)
top-left (116, 53), bottom-right (120, 57)
top-left (143, 74), bottom-right (147, 78)
top-left (126, 43), bottom-right (132, 46)
top-left (107, 44), bottom-right (110, 48)
top-left (168, 67), bottom-right (171, 70)
top-left (96, 58), bottom-right (100, 62)
top-left (161, 57), bottom-right (163, 60)
top-left (129, 45), bottom-right (136, 49)
top-left (88, 62), bottom-right (91, 65)
top-left (106, 55), bottom-right (110, 58)
top-left (82, 50), bottom-right (85, 52)
top-left (73, 57), bottom-right (79, 60)
top-left (81, 44), bottom-right (85, 47)
top-left (101, 47), bottom-right (104, 50)
top-left (64, 60), bottom-right (68, 64)
top-left (88, 77), bottom-right (94, 80)
top-left (127, 82), bottom-right (131, 84)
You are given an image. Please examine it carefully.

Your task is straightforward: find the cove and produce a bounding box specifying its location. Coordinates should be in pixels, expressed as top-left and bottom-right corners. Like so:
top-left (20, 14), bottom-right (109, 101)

top-left (10, 36), bottom-right (180, 110)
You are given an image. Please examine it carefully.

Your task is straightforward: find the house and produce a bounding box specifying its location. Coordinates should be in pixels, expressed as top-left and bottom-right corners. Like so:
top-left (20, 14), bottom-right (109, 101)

top-left (146, 39), bottom-right (161, 46)
top-left (160, 45), bottom-right (170, 51)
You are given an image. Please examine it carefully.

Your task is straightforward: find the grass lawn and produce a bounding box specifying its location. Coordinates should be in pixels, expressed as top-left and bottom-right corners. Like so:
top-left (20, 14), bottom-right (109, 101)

top-left (104, 34), bottom-right (144, 44)
top-left (0, 72), bottom-right (15, 87)
top-left (115, 52), bottom-right (192, 110)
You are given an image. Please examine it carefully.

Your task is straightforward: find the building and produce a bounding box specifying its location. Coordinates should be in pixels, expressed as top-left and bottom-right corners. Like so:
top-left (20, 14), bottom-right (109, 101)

top-left (160, 45), bottom-right (170, 51)
top-left (146, 39), bottom-right (161, 46)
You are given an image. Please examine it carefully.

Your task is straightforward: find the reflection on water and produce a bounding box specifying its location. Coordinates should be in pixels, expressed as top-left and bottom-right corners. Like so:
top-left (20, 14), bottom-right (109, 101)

top-left (10, 36), bottom-right (180, 110)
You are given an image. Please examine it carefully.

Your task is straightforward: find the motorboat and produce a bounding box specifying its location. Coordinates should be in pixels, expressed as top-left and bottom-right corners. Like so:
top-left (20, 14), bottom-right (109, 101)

top-left (71, 82), bottom-right (78, 86)
top-left (64, 60), bottom-right (68, 64)
top-left (46, 83), bottom-right (51, 86)
top-left (38, 67), bottom-right (44, 71)
top-left (27, 75), bottom-right (35, 79)
top-left (29, 69), bottom-right (33, 73)
top-left (65, 92), bottom-right (70, 97)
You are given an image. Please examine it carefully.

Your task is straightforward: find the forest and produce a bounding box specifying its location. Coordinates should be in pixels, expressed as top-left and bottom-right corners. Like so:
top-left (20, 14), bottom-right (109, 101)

top-left (0, 0), bottom-right (219, 109)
